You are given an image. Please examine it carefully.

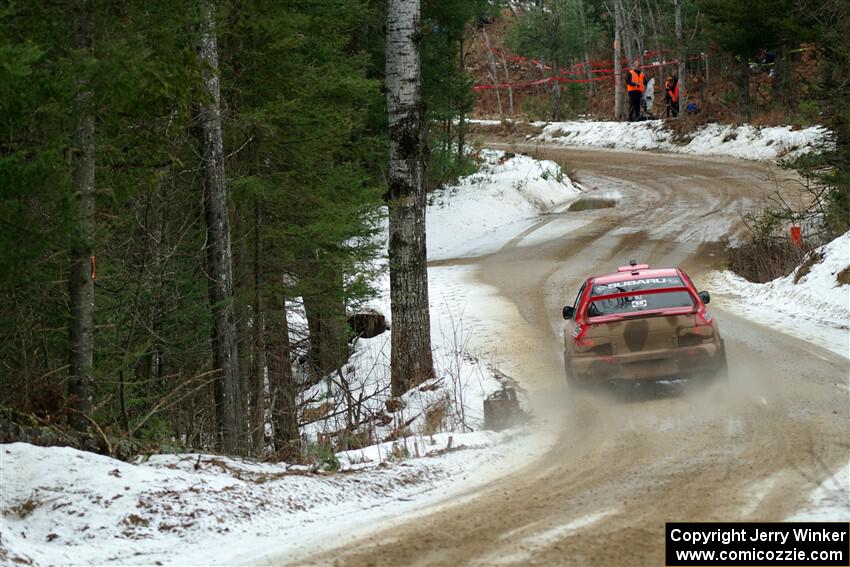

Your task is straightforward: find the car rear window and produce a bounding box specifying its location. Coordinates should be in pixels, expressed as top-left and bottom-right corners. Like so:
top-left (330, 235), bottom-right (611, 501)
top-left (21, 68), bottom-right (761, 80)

top-left (590, 276), bottom-right (685, 296)
top-left (587, 290), bottom-right (694, 317)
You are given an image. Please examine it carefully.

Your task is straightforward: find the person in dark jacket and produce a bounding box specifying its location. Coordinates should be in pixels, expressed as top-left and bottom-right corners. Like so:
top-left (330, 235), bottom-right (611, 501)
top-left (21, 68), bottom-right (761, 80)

top-left (625, 61), bottom-right (647, 121)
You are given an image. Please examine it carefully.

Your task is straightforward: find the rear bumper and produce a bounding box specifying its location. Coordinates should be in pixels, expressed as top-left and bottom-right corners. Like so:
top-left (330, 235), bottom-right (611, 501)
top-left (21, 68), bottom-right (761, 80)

top-left (569, 340), bottom-right (726, 381)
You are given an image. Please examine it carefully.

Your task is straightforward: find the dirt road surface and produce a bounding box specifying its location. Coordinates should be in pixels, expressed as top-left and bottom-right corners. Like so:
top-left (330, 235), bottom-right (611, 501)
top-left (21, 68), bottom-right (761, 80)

top-left (299, 145), bottom-right (850, 566)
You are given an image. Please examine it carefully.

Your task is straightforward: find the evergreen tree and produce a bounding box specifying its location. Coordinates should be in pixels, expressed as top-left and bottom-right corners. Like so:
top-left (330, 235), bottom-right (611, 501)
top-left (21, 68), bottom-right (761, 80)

top-left (222, 0), bottom-right (383, 456)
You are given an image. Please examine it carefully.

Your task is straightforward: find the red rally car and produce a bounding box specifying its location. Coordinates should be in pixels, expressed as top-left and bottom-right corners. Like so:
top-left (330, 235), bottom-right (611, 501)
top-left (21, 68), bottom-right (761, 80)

top-left (562, 261), bottom-right (727, 386)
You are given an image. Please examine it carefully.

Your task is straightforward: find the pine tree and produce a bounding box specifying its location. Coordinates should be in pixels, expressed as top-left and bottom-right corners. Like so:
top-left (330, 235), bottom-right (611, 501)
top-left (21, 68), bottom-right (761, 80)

top-left (67, 0), bottom-right (96, 434)
top-left (222, 0), bottom-right (383, 455)
top-left (197, 0), bottom-right (243, 454)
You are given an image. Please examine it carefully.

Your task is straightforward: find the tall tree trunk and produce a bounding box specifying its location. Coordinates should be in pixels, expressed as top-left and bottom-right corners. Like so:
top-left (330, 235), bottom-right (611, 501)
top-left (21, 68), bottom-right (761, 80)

top-left (771, 46), bottom-right (791, 110)
top-left (613, 2), bottom-right (624, 119)
top-left (198, 0), bottom-right (242, 454)
top-left (675, 0), bottom-right (686, 119)
top-left (584, 51), bottom-right (595, 98)
top-left (385, 0), bottom-right (435, 397)
top-left (68, 0), bottom-right (95, 434)
top-left (481, 28), bottom-right (503, 121)
top-left (251, 200), bottom-right (266, 453)
top-left (270, 296), bottom-right (299, 461)
top-left (500, 50), bottom-right (514, 117)
top-left (645, 0), bottom-right (665, 87)
top-left (301, 264), bottom-right (348, 380)
top-left (551, 79), bottom-right (562, 121)
top-left (616, 0), bottom-right (635, 64)
top-left (457, 35), bottom-right (466, 161)
top-left (738, 54), bottom-right (751, 120)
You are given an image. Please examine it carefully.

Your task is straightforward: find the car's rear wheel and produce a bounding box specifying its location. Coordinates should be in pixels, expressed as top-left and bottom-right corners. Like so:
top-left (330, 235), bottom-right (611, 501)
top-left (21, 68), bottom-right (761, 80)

top-left (564, 352), bottom-right (581, 388)
top-left (714, 339), bottom-right (729, 383)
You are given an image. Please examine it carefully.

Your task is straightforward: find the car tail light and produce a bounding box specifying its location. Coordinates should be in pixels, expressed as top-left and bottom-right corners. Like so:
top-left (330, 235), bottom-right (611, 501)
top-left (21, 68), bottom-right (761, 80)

top-left (572, 323), bottom-right (587, 340)
top-left (573, 324), bottom-right (614, 355)
top-left (678, 313), bottom-right (715, 346)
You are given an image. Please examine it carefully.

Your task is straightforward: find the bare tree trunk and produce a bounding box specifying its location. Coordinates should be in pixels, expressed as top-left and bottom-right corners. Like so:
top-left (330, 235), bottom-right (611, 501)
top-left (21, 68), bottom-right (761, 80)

top-left (613, 2), bottom-right (624, 119)
top-left (198, 0), bottom-right (243, 454)
top-left (385, 0), bottom-right (435, 397)
top-left (616, 0), bottom-right (636, 64)
top-left (551, 79), bottom-right (562, 121)
top-left (771, 46), bottom-right (791, 110)
top-left (675, 0), bottom-right (686, 119)
top-left (481, 27), bottom-right (503, 120)
top-left (301, 265), bottom-right (348, 380)
top-left (500, 50), bottom-right (514, 117)
top-left (738, 55), bottom-right (751, 120)
top-left (457, 36), bottom-right (466, 161)
top-left (645, 0), bottom-right (665, 87)
top-left (584, 51), bottom-right (596, 98)
top-left (68, 0), bottom-right (95, 434)
top-left (270, 296), bottom-right (299, 461)
top-left (251, 201), bottom-right (266, 452)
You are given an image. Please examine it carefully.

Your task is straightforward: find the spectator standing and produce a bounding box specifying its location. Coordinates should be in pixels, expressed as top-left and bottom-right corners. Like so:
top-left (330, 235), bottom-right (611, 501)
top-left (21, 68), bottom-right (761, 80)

top-left (625, 61), bottom-right (647, 121)
top-left (664, 75), bottom-right (680, 117)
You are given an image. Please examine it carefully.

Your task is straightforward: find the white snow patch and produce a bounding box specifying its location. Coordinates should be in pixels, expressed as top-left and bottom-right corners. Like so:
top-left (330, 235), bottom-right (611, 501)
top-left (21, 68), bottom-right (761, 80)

top-left (520, 120), bottom-right (827, 162)
top-left (740, 474), bottom-right (779, 518)
top-left (427, 148), bottom-right (581, 260)
top-left (534, 508), bottom-right (619, 541)
top-left (704, 231), bottom-right (850, 358)
top-left (788, 463), bottom-right (850, 521)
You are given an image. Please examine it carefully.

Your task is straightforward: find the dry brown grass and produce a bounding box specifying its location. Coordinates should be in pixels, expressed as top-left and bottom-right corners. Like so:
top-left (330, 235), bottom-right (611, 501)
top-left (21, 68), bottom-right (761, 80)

top-left (727, 239), bottom-right (809, 283)
top-left (466, 120), bottom-right (544, 142)
top-left (423, 399), bottom-right (449, 436)
top-left (836, 266), bottom-right (850, 286)
top-left (793, 251), bottom-right (824, 284)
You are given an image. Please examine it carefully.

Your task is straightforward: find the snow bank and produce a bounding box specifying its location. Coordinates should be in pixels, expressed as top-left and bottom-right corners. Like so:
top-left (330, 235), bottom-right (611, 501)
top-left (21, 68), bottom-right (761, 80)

top-left (1, 432), bottom-right (547, 566)
top-left (427, 148), bottom-right (580, 260)
top-left (522, 120), bottom-right (827, 161)
top-left (705, 231), bottom-right (850, 358)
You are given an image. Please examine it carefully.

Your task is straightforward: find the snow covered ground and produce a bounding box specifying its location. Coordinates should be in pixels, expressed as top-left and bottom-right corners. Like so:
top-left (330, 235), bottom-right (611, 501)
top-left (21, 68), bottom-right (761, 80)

top-left (705, 231), bottom-right (850, 359)
top-left (473, 119), bottom-right (828, 162)
top-left (427, 148), bottom-right (581, 259)
top-left (1, 149), bottom-right (577, 566)
top-left (788, 463), bottom-right (850, 522)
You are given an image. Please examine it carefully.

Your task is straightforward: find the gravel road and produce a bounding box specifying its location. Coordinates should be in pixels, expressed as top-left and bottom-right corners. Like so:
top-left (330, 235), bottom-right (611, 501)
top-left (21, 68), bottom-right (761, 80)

top-left (301, 145), bottom-right (850, 566)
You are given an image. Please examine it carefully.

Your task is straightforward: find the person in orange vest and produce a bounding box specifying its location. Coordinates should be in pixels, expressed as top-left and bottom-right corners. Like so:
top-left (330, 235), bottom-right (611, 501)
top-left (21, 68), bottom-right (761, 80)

top-left (625, 61), bottom-right (647, 121)
top-left (664, 75), bottom-right (679, 118)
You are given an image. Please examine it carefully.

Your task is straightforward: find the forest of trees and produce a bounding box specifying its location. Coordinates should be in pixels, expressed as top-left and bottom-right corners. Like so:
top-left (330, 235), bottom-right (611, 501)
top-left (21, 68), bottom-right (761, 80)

top-left (1, 0), bottom-right (846, 459)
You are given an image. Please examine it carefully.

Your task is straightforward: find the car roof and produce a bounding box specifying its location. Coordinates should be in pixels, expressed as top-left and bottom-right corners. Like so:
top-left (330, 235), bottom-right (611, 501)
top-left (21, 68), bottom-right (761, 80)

top-left (591, 267), bottom-right (680, 285)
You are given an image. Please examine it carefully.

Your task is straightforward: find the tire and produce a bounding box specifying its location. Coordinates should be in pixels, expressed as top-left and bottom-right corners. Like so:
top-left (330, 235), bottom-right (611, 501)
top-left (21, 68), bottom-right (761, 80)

top-left (564, 352), bottom-right (579, 387)
top-left (715, 341), bottom-right (729, 383)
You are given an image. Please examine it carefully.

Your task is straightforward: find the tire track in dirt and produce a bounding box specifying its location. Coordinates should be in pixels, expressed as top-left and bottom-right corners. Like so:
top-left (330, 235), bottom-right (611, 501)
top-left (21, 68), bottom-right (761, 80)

top-left (295, 145), bottom-right (849, 567)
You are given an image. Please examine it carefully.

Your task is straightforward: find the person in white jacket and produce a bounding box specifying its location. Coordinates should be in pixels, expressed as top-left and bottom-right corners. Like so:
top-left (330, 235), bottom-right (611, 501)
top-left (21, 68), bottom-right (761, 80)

top-left (642, 77), bottom-right (655, 116)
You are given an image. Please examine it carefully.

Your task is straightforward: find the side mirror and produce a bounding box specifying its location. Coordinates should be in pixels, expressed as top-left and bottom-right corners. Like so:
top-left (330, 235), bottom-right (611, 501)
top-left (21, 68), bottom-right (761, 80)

top-left (698, 290), bottom-right (710, 304)
top-left (562, 306), bottom-right (575, 320)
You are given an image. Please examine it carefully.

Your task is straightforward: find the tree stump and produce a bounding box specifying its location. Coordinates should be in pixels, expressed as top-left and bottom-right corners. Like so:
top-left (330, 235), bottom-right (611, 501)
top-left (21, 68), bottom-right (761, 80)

top-left (483, 387), bottom-right (522, 431)
top-left (347, 309), bottom-right (388, 340)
